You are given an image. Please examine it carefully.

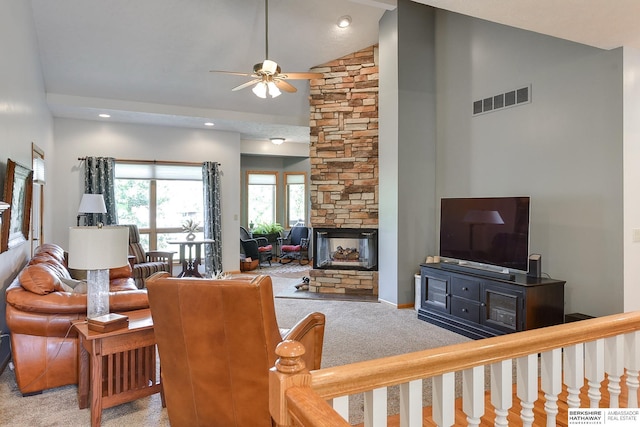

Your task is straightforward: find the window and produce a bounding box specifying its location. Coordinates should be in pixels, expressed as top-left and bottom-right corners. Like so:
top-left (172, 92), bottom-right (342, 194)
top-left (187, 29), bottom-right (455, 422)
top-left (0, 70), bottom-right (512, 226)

top-left (246, 171), bottom-right (277, 227)
top-left (115, 162), bottom-right (203, 252)
top-left (285, 172), bottom-right (306, 227)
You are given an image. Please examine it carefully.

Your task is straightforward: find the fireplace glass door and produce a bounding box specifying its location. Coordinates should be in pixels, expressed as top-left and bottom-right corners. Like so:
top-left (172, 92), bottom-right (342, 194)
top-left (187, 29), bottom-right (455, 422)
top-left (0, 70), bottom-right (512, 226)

top-left (313, 228), bottom-right (378, 271)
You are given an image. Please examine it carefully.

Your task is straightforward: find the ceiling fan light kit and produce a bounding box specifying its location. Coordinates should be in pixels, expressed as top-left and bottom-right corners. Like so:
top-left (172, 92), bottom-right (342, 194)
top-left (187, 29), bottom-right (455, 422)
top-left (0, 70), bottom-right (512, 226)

top-left (209, 0), bottom-right (323, 99)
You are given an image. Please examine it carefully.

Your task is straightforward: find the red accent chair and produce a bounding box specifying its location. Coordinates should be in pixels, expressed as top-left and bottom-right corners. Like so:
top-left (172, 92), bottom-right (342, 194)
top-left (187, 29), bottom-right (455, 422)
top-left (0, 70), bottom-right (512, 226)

top-left (278, 226), bottom-right (310, 265)
top-left (240, 226), bottom-right (273, 267)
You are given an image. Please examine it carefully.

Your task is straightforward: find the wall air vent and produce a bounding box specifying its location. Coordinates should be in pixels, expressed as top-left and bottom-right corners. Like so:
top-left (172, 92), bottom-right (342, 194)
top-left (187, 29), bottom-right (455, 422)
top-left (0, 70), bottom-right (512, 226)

top-left (473, 85), bottom-right (531, 116)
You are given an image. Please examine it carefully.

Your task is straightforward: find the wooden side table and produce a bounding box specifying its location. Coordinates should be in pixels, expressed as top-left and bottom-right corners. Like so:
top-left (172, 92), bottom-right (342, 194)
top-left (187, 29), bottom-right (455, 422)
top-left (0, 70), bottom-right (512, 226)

top-left (168, 238), bottom-right (215, 277)
top-left (72, 309), bottom-right (163, 427)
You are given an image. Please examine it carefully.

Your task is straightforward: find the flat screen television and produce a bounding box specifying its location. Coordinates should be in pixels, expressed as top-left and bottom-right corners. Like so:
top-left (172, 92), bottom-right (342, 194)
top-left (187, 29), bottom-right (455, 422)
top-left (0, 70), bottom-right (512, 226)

top-left (439, 196), bottom-right (530, 272)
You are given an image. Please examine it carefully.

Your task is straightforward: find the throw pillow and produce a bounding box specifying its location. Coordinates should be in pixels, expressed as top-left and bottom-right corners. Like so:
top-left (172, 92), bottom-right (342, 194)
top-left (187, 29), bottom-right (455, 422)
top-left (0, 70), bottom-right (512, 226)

top-left (19, 264), bottom-right (62, 295)
top-left (73, 281), bottom-right (88, 294)
top-left (60, 277), bottom-right (84, 289)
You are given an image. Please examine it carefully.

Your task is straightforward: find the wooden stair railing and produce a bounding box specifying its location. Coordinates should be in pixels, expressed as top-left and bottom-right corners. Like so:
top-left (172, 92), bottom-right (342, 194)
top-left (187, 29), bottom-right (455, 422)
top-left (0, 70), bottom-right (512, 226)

top-left (269, 311), bottom-right (640, 426)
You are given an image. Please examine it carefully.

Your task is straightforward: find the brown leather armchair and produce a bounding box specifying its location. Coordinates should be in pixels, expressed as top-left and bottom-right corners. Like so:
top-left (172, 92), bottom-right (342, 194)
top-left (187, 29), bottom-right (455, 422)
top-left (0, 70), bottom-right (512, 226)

top-left (146, 273), bottom-right (325, 427)
top-left (126, 224), bottom-right (174, 288)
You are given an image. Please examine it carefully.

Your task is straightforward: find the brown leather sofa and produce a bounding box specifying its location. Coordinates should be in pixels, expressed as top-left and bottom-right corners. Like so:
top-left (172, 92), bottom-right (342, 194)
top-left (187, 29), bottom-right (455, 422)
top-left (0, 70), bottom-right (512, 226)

top-left (5, 243), bottom-right (149, 395)
top-left (146, 272), bottom-right (325, 427)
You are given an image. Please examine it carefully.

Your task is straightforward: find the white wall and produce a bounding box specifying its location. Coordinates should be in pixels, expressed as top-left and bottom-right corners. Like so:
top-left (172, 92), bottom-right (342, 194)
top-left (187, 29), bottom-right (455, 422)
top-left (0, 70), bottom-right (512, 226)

top-left (435, 11), bottom-right (624, 316)
top-left (51, 118), bottom-right (241, 272)
top-left (623, 46), bottom-right (640, 312)
top-left (0, 0), bottom-right (54, 369)
top-left (379, 0), bottom-right (438, 306)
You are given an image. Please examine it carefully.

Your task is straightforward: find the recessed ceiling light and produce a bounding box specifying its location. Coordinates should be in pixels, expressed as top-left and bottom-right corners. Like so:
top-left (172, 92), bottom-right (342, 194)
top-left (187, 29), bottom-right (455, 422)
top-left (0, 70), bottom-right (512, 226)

top-left (98, 113), bottom-right (111, 118)
top-left (337, 15), bottom-right (352, 28)
top-left (204, 122), bottom-right (215, 127)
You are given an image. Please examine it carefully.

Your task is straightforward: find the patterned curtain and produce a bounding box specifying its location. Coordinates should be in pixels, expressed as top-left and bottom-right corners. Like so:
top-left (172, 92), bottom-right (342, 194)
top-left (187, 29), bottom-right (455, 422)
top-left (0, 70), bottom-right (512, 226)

top-left (83, 157), bottom-right (118, 225)
top-left (203, 162), bottom-right (223, 276)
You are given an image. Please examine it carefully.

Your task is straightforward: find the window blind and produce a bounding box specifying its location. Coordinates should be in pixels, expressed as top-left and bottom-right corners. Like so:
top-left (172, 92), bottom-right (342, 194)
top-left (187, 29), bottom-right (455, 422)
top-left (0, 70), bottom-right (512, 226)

top-left (115, 163), bottom-right (202, 181)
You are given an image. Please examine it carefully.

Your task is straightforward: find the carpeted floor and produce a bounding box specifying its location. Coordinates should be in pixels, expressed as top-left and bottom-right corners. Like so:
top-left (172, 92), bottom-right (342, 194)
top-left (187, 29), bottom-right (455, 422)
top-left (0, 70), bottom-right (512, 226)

top-left (0, 272), bottom-right (470, 426)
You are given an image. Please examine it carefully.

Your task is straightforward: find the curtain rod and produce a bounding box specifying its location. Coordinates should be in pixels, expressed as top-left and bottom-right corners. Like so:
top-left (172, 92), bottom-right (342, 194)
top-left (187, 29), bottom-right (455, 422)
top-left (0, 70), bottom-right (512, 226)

top-left (77, 158), bottom-right (220, 166)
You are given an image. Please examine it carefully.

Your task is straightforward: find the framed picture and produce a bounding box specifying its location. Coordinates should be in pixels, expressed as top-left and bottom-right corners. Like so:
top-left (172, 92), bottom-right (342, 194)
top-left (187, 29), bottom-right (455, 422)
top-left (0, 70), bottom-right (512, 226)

top-left (1, 159), bottom-right (33, 252)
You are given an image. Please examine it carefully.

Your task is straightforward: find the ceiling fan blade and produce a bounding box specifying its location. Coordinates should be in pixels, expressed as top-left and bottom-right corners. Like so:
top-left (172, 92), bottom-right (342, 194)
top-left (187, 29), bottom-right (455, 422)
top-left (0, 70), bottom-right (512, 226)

top-left (274, 79), bottom-right (297, 93)
top-left (279, 72), bottom-right (324, 80)
top-left (210, 70), bottom-right (255, 77)
top-left (232, 79), bottom-right (261, 91)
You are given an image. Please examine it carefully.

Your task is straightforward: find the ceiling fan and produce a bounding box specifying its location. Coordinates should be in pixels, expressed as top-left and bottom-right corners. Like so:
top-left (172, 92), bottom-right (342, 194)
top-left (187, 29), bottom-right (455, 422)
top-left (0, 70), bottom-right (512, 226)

top-left (210, 0), bottom-right (323, 98)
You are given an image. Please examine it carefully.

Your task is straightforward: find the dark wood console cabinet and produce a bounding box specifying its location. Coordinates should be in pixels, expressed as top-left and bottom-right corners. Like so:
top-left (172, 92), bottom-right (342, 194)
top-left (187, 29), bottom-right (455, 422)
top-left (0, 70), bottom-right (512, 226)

top-left (418, 263), bottom-right (565, 339)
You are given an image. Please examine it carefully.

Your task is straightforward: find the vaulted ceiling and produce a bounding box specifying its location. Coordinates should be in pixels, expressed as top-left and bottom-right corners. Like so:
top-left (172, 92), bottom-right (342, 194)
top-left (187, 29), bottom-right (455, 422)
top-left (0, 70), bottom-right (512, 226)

top-left (29, 0), bottom-right (640, 144)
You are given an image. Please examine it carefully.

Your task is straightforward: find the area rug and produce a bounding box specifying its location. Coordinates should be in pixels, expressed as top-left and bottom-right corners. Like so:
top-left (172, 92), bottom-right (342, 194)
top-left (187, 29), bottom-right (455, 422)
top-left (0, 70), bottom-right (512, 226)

top-left (246, 261), bottom-right (311, 279)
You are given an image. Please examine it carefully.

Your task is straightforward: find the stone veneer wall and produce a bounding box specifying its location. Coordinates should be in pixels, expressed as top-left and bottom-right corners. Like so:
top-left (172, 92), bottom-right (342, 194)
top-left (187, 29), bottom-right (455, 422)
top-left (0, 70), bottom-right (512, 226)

top-left (308, 45), bottom-right (379, 295)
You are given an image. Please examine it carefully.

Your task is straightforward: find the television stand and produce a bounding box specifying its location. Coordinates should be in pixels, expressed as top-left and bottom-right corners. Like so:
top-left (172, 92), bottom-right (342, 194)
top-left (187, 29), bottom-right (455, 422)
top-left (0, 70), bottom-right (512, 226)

top-left (418, 263), bottom-right (565, 339)
top-left (439, 262), bottom-right (514, 281)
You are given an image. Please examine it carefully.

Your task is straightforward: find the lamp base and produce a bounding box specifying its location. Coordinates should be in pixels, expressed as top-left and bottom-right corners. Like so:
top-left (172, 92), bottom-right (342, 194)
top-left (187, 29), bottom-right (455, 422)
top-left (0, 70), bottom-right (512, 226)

top-left (87, 269), bottom-right (110, 319)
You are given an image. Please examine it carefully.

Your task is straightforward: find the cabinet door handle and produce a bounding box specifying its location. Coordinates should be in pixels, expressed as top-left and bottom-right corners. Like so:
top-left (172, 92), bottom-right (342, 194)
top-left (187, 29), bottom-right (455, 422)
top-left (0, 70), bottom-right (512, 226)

top-left (461, 308), bottom-right (468, 313)
top-left (480, 303), bottom-right (486, 307)
top-left (462, 287), bottom-right (468, 291)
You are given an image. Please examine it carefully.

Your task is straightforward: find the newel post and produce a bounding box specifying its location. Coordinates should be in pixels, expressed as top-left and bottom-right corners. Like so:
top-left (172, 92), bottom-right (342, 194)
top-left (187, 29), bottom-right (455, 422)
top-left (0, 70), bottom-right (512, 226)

top-left (270, 340), bottom-right (311, 427)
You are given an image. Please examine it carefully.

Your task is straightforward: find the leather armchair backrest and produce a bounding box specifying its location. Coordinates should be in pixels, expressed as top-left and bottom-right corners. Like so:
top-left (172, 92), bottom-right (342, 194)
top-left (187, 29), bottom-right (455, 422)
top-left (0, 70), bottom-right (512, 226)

top-left (146, 273), bottom-right (282, 427)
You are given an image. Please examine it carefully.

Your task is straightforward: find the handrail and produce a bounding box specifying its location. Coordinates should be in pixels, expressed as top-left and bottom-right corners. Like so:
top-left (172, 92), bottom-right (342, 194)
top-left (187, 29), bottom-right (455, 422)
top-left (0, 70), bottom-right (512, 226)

top-left (270, 310), bottom-right (640, 426)
top-left (310, 311), bottom-right (640, 399)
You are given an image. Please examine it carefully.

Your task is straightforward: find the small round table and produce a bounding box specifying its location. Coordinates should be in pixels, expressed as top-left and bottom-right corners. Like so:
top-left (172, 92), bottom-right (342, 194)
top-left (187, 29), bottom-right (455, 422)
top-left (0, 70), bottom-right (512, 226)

top-left (168, 238), bottom-right (215, 277)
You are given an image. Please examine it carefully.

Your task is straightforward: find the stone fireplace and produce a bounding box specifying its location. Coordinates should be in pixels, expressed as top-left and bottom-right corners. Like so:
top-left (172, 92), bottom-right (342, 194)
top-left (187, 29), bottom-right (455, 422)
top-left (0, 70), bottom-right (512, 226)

top-left (308, 45), bottom-right (379, 295)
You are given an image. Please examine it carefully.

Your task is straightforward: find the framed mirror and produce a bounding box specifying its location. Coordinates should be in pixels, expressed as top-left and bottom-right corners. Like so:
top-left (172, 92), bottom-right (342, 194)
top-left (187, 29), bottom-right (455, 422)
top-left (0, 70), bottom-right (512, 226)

top-left (1, 159), bottom-right (33, 252)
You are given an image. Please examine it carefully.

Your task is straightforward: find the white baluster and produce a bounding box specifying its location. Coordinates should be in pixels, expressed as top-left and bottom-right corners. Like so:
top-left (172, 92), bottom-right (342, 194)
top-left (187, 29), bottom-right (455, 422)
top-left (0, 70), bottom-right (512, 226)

top-left (564, 343), bottom-right (584, 408)
top-left (585, 339), bottom-right (605, 408)
top-left (331, 396), bottom-right (349, 421)
top-left (605, 335), bottom-right (624, 408)
top-left (432, 372), bottom-right (455, 427)
top-left (364, 387), bottom-right (387, 427)
top-left (517, 354), bottom-right (538, 427)
top-left (462, 366), bottom-right (485, 427)
top-left (399, 380), bottom-right (422, 427)
top-left (625, 331), bottom-right (640, 408)
top-left (491, 360), bottom-right (512, 427)
top-left (541, 349), bottom-right (562, 427)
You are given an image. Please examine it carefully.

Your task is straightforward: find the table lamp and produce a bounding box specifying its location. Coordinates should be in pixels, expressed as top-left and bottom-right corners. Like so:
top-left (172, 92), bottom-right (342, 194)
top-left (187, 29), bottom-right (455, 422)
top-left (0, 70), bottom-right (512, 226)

top-left (77, 194), bottom-right (107, 226)
top-left (68, 225), bottom-right (129, 319)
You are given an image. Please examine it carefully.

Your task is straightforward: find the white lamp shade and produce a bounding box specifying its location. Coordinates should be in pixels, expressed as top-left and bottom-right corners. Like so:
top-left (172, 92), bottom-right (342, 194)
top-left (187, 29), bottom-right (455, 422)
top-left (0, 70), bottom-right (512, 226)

top-left (267, 81), bottom-right (281, 98)
top-left (68, 226), bottom-right (129, 270)
top-left (0, 201), bottom-right (9, 213)
top-left (252, 81), bottom-right (267, 98)
top-left (78, 194), bottom-right (107, 214)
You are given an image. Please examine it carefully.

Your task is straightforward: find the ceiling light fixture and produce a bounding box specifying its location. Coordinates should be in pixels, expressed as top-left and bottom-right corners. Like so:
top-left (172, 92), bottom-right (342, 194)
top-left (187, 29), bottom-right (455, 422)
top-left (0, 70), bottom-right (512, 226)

top-left (270, 137), bottom-right (285, 145)
top-left (252, 80), bottom-right (281, 98)
top-left (204, 122), bottom-right (215, 127)
top-left (337, 15), bottom-right (352, 28)
top-left (98, 113), bottom-right (111, 118)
